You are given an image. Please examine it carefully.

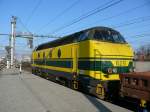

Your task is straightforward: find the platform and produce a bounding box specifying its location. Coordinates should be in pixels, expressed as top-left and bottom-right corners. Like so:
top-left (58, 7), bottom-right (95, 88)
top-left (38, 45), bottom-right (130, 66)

top-left (0, 68), bottom-right (131, 112)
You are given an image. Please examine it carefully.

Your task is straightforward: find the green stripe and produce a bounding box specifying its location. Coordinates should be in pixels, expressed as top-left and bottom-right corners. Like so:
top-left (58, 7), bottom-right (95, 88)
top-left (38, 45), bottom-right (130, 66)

top-left (99, 55), bottom-right (133, 57)
top-left (78, 61), bottom-right (133, 74)
top-left (34, 60), bottom-right (73, 68)
top-left (47, 58), bottom-right (72, 60)
top-left (33, 59), bottom-right (133, 74)
top-left (79, 57), bottom-right (133, 60)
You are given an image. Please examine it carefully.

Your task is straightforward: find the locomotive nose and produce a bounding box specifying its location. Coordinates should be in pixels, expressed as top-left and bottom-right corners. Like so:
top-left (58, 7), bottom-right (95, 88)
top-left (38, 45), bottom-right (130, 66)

top-left (93, 42), bottom-right (134, 74)
top-left (94, 42), bottom-right (133, 57)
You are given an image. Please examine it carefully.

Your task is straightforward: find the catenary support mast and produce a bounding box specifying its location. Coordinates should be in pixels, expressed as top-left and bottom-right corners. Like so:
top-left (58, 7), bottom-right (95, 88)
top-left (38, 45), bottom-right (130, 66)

top-left (10, 16), bottom-right (17, 68)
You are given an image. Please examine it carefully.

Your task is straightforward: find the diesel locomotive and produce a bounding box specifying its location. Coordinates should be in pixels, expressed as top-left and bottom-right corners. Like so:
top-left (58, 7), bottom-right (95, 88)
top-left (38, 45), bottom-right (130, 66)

top-left (31, 26), bottom-right (134, 99)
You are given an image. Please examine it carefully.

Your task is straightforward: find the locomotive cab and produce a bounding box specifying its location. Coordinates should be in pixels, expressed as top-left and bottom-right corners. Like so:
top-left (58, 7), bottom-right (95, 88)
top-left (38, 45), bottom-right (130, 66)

top-left (78, 27), bottom-right (134, 99)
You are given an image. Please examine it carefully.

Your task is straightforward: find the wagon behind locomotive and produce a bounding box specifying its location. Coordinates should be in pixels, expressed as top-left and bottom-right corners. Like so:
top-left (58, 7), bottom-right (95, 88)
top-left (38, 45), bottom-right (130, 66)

top-left (120, 72), bottom-right (150, 110)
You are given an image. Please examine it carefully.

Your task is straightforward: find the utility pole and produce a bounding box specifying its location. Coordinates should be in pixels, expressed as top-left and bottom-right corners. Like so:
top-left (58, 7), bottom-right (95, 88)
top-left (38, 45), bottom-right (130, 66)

top-left (10, 16), bottom-right (17, 68)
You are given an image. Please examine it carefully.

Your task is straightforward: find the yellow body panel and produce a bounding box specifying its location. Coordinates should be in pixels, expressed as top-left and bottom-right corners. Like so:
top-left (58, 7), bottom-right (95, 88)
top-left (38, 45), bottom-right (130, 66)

top-left (77, 40), bottom-right (133, 80)
top-left (32, 40), bottom-right (134, 81)
top-left (78, 40), bottom-right (133, 58)
top-left (32, 43), bottom-right (78, 73)
top-left (78, 69), bottom-right (119, 81)
top-left (32, 64), bottom-right (72, 73)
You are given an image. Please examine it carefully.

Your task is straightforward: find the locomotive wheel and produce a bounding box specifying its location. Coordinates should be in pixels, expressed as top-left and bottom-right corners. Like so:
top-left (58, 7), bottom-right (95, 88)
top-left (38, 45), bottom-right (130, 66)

top-left (45, 73), bottom-right (49, 80)
top-left (73, 80), bottom-right (78, 90)
top-left (69, 80), bottom-right (78, 90)
top-left (37, 70), bottom-right (42, 76)
top-left (34, 69), bottom-right (37, 75)
top-left (32, 69), bottom-right (34, 74)
top-left (42, 72), bottom-right (48, 79)
top-left (95, 84), bottom-right (105, 100)
top-left (40, 71), bottom-right (46, 78)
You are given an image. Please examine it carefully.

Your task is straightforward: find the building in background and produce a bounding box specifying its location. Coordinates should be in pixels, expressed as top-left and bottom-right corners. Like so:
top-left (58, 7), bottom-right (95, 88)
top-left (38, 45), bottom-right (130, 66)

top-left (135, 44), bottom-right (150, 61)
top-left (22, 55), bottom-right (31, 62)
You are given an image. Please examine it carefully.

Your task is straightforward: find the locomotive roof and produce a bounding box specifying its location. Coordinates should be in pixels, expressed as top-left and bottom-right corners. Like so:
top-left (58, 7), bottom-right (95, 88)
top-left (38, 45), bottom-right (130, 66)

top-left (35, 26), bottom-right (117, 51)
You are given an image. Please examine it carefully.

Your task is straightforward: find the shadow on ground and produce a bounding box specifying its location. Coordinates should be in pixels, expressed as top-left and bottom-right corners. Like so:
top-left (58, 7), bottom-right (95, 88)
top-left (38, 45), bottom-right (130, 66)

top-left (83, 94), bottom-right (112, 112)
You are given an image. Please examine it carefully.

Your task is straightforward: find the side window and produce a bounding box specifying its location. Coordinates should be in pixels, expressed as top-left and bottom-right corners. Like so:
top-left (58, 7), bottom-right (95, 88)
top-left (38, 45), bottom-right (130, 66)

top-left (58, 48), bottom-right (61, 58)
top-left (132, 78), bottom-right (138, 86)
top-left (124, 77), bottom-right (130, 84)
top-left (49, 49), bottom-right (53, 58)
top-left (38, 53), bottom-right (40, 59)
top-left (43, 52), bottom-right (45, 59)
top-left (101, 31), bottom-right (113, 42)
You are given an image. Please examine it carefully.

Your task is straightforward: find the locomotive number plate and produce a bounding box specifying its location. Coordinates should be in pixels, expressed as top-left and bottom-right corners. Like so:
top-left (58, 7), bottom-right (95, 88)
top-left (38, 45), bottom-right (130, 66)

top-left (116, 61), bottom-right (126, 66)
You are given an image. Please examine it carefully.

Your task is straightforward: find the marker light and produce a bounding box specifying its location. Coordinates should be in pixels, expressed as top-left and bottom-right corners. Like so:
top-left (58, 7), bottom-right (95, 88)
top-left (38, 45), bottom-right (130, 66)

top-left (113, 68), bottom-right (117, 73)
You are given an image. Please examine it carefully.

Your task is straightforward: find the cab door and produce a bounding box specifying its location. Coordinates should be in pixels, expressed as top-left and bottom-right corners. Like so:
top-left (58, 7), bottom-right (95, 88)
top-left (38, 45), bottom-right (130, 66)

top-left (72, 44), bottom-right (78, 74)
top-left (94, 48), bottom-right (102, 80)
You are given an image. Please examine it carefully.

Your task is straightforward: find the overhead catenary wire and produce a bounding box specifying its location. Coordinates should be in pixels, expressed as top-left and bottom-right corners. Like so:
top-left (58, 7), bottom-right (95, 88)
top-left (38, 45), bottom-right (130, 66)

top-left (125, 33), bottom-right (150, 44)
top-left (60, 16), bottom-right (150, 37)
top-left (76, 1), bottom-right (150, 31)
top-left (112, 19), bottom-right (150, 44)
top-left (50, 0), bottom-right (122, 34)
top-left (122, 28), bottom-right (150, 36)
top-left (18, 17), bottom-right (58, 38)
top-left (61, 0), bottom-right (114, 25)
top-left (112, 16), bottom-right (150, 28)
top-left (109, 19), bottom-right (150, 43)
top-left (18, 18), bottom-right (32, 34)
top-left (37, 0), bottom-right (81, 32)
top-left (49, 0), bottom-right (124, 34)
top-left (0, 33), bottom-right (10, 36)
top-left (118, 23), bottom-right (150, 34)
top-left (26, 0), bottom-right (42, 27)
top-left (126, 33), bottom-right (150, 39)
top-left (89, 1), bottom-right (150, 26)
top-left (59, 1), bottom-right (150, 36)
top-left (128, 38), bottom-right (150, 44)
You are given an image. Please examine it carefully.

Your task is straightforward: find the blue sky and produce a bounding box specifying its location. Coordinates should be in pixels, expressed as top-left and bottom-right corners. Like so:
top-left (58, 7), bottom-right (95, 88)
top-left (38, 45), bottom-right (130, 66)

top-left (0, 0), bottom-right (150, 56)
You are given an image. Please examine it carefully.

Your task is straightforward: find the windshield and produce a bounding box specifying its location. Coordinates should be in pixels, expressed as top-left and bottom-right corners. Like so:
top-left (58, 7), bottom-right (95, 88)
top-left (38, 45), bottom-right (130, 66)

top-left (93, 30), bottom-right (126, 43)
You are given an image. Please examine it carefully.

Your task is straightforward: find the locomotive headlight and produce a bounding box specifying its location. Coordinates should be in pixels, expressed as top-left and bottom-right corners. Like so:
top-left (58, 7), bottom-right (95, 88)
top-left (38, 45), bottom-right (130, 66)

top-left (107, 68), bottom-right (113, 74)
top-left (129, 68), bottom-right (133, 72)
top-left (112, 68), bottom-right (117, 73)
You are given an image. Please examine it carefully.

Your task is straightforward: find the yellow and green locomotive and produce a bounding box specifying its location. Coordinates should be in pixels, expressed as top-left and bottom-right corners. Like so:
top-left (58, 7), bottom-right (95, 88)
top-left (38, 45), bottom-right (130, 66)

top-left (32, 27), bottom-right (134, 99)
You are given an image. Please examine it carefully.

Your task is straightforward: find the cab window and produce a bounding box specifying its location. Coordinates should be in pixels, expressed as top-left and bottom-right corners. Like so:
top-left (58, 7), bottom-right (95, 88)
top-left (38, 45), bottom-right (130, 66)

top-left (102, 31), bottom-right (113, 42)
top-left (112, 32), bottom-right (126, 43)
top-left (93, 30), bottom-right (126, 43)
top-left (43, 52), bottom-right (45, 58)
top-left (94, 30), bottom-right (105, 41)
top-left (78, 31), bottom-right (89, 41)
